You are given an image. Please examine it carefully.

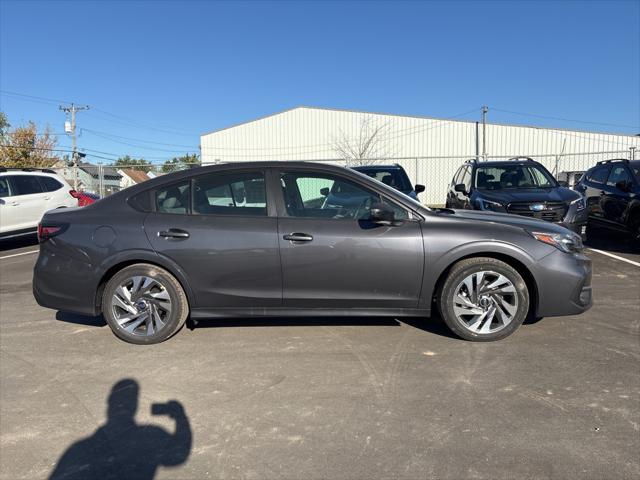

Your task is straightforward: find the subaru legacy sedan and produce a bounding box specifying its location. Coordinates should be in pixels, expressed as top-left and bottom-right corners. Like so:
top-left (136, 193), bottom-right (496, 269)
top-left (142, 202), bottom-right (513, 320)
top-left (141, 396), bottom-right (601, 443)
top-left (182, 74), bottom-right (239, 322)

top-left (33, 162), bottom-right (592, 344)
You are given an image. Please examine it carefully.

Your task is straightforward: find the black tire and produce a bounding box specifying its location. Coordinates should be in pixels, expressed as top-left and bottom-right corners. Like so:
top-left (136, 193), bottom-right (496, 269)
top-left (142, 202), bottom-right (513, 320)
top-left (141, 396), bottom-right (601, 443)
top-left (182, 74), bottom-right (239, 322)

top-left (630, 215), bottom-right (640, 251)
top-left (438, 257), bottom-right (529, 341)
top-left (102, 263), bottom-right (189, 345)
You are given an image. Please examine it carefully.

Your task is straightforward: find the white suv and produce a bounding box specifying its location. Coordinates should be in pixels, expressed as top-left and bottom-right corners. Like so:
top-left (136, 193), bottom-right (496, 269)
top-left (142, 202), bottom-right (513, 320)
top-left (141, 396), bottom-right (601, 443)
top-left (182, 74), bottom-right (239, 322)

top-left (0, 169), bottom-right (78, 239)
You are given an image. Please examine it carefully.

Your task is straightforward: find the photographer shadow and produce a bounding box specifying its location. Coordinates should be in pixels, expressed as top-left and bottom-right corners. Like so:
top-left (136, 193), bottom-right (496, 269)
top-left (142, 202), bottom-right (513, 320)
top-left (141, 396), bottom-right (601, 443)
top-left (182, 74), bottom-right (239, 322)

top-left (49, 379), bottom-right (191, 480)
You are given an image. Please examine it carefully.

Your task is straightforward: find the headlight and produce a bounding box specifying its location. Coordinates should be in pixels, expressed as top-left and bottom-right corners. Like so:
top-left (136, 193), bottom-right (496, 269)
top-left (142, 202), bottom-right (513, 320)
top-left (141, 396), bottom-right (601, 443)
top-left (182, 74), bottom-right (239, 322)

top-left (529, 231), bottom-right (584, 253)
top-left (478, 198), bottom-right (505, 211)
top-left (570, 196), bottom-right (586, 211)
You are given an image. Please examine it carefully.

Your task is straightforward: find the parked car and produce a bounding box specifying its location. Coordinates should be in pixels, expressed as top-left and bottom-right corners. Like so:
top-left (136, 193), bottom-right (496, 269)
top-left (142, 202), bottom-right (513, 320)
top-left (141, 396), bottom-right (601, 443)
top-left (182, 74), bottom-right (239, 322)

top-left (446, 157), bottom-right (587, 236)
top-left (33, 162), bottom-right (592, 344)
top-left (71, 190), bottom-right (100, 207)
top-left (351, 164), bottom-right (425, 199)
top-left (575, 159), bottom-right (640, 245)
top-left (0, 168), bottom-right (78, 239)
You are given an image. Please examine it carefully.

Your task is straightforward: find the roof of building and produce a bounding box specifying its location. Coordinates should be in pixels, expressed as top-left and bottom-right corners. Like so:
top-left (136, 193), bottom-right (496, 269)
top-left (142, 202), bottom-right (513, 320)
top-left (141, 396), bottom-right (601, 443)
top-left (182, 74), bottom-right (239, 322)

top-left (78, 162), bottom-right (122, 180)
top-left (201, 105), bottom-right (640, 138)
top-left (119, 168), bottom-right (150, 184)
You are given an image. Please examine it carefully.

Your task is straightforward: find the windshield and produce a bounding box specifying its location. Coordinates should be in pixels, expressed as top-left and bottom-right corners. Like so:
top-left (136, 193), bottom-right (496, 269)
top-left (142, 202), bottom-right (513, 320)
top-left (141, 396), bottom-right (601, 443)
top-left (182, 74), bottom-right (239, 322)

top-left (474, 164), bottom-right (557, 190)
top-left (353, 167), bottom-right (412, 192)
top-left (630, 161), bottom-right (640, 181)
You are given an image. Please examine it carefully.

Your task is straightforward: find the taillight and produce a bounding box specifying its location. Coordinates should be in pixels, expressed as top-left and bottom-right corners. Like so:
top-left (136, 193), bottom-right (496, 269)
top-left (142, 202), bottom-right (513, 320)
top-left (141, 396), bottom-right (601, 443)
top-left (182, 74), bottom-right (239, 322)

top-left (37, 223), bottom-right (64, 243)
top-left (69, 190), bottom-right (80, 199)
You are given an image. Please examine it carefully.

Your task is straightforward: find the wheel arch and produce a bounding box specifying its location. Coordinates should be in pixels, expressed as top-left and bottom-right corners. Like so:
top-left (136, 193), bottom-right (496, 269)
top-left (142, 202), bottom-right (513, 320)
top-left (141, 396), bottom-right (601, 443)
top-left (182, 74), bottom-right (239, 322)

top-left (94, 253), bottom-right (195, 314)
top-left (428, 250), bottom-right (539, 319)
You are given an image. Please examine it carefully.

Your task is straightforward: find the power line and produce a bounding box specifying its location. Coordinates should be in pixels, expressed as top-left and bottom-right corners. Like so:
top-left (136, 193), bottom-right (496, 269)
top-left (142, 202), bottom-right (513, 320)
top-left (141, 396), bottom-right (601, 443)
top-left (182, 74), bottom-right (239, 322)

top-left (82, 128), bottom-right (198, 148)
top-left (492, 107), bottom-right (639, 130)
top-left (0, 90), bottom-right (73, 105)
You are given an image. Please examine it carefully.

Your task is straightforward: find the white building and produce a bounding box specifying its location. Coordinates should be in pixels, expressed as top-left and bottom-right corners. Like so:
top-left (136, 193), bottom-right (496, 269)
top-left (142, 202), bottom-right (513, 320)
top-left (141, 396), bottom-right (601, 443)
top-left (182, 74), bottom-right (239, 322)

top-left (200, 106), bottom-right (640, 204)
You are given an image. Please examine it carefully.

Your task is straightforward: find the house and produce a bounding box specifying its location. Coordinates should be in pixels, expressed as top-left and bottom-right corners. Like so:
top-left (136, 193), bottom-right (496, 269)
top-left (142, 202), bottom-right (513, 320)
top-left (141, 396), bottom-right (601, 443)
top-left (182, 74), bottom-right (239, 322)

top-left (118, 169), bottom-right (151, 189)
top-left (57, 162), bottom-right (122, 196)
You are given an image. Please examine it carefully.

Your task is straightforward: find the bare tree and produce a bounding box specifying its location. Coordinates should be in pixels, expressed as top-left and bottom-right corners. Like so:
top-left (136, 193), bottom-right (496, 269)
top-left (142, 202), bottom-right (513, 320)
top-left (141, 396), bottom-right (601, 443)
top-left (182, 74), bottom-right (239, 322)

top-left (331, 116), bottom-right (395, 166)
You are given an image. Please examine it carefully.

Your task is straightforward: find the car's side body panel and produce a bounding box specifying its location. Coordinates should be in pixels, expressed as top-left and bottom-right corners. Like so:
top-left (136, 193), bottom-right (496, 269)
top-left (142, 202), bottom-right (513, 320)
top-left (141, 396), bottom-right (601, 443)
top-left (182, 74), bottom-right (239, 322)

top-left (33, 161), bottom-right (592, 328)
top-left (144, 213), bottom-right (282, 308)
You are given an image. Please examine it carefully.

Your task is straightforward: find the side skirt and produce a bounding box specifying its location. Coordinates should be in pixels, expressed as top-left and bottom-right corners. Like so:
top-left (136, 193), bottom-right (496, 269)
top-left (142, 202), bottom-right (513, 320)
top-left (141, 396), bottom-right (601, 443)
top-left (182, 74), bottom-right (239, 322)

top-left (190, 307), bottom-right (431, 319)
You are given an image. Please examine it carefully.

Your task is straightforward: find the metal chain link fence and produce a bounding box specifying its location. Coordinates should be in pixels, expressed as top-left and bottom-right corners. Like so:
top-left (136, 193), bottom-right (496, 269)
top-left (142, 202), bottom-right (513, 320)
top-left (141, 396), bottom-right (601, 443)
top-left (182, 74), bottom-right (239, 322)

top-left (49, 148), bottom-right (636, 205)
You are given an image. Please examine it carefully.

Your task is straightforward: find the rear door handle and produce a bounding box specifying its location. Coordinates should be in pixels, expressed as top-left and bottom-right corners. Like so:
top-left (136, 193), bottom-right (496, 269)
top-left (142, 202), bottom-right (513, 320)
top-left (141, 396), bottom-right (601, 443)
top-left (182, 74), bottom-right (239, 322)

top-left (158, 229), bottom-right (190, 239)
top-left (283, 233), bottom-right (313, 242)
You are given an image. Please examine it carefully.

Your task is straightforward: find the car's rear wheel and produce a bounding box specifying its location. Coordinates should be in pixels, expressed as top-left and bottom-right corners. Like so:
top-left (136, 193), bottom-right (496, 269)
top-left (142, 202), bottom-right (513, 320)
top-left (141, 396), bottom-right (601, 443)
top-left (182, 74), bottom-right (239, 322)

top-left (439, 257), bottom-right (529, 341)
top-left (102, 263), bottom-right (189, 344)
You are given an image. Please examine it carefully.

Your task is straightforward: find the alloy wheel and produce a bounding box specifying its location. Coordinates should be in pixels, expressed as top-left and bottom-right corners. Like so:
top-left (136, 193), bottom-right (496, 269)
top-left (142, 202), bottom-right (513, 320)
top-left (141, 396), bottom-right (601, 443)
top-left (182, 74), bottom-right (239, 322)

top-left (110, 276), bottom-right (172, 336)
top-left (452, 270), bottom-right (518, 334)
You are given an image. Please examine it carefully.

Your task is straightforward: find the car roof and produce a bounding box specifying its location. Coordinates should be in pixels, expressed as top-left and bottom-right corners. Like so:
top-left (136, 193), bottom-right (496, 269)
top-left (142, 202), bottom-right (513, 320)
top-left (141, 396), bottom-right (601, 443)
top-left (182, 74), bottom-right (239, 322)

top-left (0, 169), bottom-right (62, 177)
top-left (351, 164), bottom-right (402, 170)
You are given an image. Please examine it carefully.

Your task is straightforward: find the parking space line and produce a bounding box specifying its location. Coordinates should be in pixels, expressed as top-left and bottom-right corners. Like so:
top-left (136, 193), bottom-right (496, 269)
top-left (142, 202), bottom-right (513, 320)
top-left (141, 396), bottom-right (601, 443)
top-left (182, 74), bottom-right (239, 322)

top-left (0, 250), bottom-right (39, 260)
top-left (588, 248), bottom-right (640, 268)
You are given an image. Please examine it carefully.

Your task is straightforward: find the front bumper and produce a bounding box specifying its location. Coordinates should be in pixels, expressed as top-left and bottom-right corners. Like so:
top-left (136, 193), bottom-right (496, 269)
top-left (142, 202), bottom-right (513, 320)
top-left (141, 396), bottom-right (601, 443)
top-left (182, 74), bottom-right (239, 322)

top-left (533, 249), bottom-right (592, 317)
top-left (559, 205), bottom-right (588, 238)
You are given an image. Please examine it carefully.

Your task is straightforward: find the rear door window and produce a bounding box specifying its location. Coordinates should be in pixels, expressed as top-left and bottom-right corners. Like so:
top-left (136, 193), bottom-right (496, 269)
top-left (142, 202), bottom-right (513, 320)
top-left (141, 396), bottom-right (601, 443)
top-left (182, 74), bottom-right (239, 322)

top-left (193, 171), bottom-right (266, 216)
top-left (10, 175), bottom-right (44, 196)
top-left (155, 181), bottom-right (191, 214)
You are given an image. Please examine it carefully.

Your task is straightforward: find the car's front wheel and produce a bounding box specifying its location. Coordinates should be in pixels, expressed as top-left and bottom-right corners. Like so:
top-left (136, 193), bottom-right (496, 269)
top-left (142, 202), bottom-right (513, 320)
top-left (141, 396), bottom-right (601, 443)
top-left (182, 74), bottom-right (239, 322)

top-left (439, 257), bottom-right (529, 341)
top-left (102, 263), bottom-right (189, 344)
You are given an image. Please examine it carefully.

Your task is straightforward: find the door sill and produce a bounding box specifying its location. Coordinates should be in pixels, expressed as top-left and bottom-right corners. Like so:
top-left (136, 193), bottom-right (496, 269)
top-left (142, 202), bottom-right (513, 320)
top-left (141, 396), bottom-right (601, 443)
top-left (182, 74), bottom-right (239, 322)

top-left (191, 307), bottom-right (431, 319)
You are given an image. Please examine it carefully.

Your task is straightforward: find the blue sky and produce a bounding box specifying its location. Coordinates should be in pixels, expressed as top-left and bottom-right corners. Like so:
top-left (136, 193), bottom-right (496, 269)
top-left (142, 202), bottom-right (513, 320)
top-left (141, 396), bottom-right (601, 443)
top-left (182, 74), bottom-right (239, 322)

top-left (1, 0), bottom-right (638, 165)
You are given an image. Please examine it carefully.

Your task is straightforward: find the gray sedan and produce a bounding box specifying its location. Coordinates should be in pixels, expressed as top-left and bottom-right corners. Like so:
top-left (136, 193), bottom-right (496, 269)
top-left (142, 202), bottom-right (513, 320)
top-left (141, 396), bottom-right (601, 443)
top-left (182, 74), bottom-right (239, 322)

top-left (33, 162), bottom-right (592, 344)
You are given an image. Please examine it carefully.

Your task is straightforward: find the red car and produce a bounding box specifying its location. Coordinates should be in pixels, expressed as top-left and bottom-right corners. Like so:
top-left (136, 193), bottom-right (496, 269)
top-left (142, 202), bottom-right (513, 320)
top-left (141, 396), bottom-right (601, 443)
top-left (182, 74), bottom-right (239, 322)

top-left (70, 190), bottom-right (100, 207)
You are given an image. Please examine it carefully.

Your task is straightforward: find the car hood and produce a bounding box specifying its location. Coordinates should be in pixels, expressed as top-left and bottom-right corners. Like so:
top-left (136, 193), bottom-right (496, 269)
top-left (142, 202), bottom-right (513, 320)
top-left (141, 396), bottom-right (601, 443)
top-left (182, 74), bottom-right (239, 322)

top-left (475, 187), bottom-right (581, 204)
top-left (439, 209), bottom-right (571, 235)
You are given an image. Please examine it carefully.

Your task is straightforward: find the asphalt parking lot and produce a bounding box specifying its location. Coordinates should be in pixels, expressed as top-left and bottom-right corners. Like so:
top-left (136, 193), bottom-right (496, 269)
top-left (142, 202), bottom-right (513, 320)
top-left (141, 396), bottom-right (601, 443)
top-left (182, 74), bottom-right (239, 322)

top-left (1, 234), bottom-right (638, 480)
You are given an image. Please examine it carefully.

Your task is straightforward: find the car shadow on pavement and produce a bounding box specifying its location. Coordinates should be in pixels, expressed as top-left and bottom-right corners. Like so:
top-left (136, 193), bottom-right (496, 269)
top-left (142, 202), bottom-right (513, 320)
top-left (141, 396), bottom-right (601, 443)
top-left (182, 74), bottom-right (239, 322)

top-left (55, 311), bottom-right (107, 327)
top-left (189, 315), bottom-right (461, 340)
top-left (586, 228), bottom-right (639, 255)
top-left (0, 234), bottom-right (38, 251)
top-left (49, 379), bottom-right (192, 480)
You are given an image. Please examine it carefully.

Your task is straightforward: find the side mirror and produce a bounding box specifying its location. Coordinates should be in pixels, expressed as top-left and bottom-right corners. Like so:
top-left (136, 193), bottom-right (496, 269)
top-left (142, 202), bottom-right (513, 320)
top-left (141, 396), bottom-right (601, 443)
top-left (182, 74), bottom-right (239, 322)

top-left (414, 184), bottom-right (426, 194)
top-left (370, 202), bottom-right (396, 225)
top-left (320, 187), bottom-right (330, 196)
top-left (454, 183), bottom-right (467, 195)
top-left (557, 180), bottom-right (569, 187)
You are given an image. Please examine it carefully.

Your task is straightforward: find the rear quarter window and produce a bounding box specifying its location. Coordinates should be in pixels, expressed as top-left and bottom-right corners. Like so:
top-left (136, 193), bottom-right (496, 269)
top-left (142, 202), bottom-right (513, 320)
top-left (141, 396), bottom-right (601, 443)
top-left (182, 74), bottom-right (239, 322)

top-left (39, 176), bottom-right (64, 192)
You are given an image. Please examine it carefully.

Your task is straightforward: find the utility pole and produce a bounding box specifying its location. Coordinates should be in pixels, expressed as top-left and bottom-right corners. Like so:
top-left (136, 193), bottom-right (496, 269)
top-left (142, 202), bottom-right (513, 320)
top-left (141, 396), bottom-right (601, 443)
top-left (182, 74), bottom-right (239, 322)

top-left (59, 103), bottom-right (89, 190)
top-left (481, 105), bottom-right (488, 161)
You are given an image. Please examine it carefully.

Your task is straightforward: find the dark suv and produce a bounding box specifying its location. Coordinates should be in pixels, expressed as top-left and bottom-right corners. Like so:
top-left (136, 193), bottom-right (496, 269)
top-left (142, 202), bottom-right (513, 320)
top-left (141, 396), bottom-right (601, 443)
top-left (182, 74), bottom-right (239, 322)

top-left (575, 159), bottom-right (640, 245)
top-left (352, 164), bottom-right (425, 200)
top-left (446, 157), bottom-right (587, 236)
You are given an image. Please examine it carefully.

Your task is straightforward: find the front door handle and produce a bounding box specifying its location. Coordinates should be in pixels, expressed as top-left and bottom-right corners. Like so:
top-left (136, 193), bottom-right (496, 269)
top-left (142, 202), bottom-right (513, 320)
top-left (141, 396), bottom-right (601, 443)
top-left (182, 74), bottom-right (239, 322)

top-left (158, 229), bottom-right (190, 239)
top-left (283, 233), bottom-right (313, 242)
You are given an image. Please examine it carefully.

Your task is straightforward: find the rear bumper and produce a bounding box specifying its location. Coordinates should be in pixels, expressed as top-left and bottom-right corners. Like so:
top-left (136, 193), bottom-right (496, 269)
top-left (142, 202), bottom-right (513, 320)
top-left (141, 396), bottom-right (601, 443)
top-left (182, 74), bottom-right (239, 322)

top-left (534, 249), bottom-right (592, 317)
top-left (32, 245), bottom-right (100, 317)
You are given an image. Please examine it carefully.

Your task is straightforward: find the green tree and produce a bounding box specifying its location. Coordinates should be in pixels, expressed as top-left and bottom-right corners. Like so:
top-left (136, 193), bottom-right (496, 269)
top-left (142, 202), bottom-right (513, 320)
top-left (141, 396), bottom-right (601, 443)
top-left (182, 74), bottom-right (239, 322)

top-left (162, 153), bottom-right (200, 173)
top-left (113, 155), bottom-right (152, 172)
top-left (0, 118), bottom-right (60, 168)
